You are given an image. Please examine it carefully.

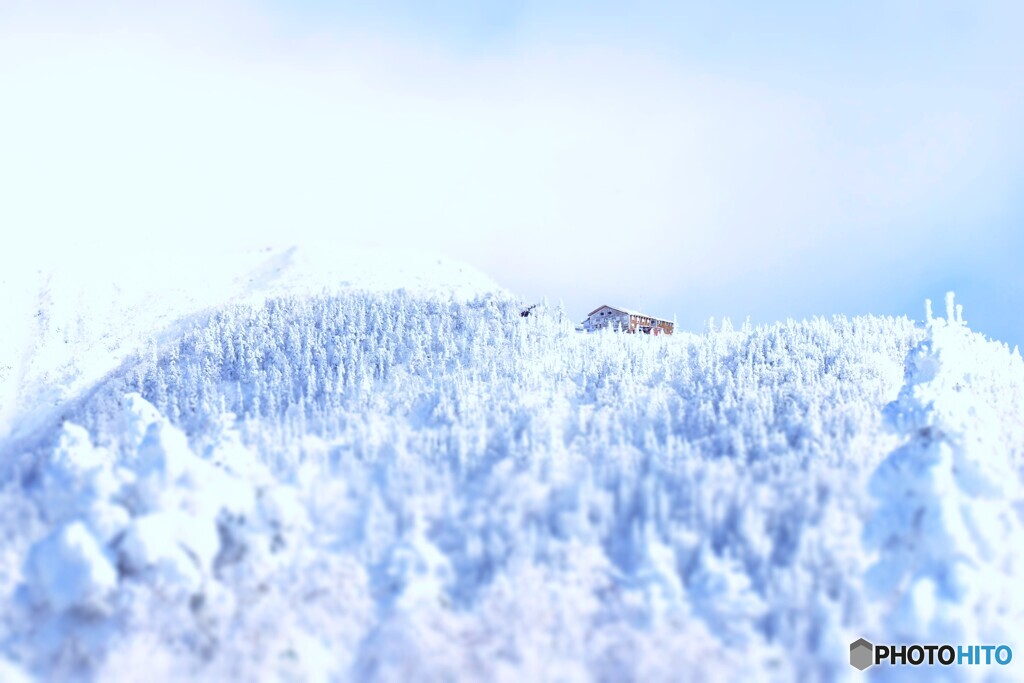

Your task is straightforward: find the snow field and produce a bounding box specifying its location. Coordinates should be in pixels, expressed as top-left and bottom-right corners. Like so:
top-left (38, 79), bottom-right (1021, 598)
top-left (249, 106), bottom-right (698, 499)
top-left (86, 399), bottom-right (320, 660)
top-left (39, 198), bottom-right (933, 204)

top-left (1, 289), bottom-right (1022, 682)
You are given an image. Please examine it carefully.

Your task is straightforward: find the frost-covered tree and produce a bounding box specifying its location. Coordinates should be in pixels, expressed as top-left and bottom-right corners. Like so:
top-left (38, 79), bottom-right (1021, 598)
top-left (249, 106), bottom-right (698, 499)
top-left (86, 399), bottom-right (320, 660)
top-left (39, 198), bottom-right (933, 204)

top-left (864, 294), bottom-right (1024, 652)
top-left (11, 285), bottom-right (1022, 681)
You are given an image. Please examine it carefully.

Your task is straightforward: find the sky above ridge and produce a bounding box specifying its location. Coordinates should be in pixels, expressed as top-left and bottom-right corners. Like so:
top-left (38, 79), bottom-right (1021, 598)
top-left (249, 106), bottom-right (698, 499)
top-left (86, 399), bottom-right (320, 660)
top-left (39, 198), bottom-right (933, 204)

top-left (2, 0), bottom-right (1022, 344)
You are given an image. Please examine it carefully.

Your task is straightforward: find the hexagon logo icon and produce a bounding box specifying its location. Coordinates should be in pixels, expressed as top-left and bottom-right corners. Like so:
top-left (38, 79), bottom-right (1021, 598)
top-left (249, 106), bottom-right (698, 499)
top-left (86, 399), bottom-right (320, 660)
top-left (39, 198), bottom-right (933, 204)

top-left (850, 638), bottom-right (874, 671)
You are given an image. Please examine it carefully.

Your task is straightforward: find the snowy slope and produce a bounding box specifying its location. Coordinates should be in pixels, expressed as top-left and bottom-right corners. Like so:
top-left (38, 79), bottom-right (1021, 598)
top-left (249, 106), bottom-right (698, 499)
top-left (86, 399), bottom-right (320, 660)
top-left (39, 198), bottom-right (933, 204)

top-left (1, 254), bottom-right (1023, 682)
top-left (0, 244), bottom-right (502, 459)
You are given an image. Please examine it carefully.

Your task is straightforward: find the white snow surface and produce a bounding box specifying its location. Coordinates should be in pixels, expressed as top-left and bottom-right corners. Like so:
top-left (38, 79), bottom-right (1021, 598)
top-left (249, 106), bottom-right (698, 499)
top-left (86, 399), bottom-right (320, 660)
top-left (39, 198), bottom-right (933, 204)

top-left (0, 244), bottom-right (502, 458)
top-left (1, 251), bottom-right (1023, 682)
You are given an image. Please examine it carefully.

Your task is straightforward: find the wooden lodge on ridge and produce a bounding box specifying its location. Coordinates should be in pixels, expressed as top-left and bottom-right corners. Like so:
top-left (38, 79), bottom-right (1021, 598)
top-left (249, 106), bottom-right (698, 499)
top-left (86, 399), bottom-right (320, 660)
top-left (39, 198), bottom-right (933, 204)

top-left (583, 305), bottom-right (674, 335)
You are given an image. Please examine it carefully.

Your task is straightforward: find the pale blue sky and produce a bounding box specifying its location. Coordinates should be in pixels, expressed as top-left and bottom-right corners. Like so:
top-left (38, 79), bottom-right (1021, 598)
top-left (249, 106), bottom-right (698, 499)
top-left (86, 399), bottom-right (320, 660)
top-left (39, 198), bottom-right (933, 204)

top-left (2, 1), bottom-right (1022, 344)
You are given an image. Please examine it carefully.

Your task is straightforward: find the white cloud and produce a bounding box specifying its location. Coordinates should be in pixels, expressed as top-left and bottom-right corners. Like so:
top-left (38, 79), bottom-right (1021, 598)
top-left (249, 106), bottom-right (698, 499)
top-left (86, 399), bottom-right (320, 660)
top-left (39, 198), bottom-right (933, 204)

top-left (2, 1), bottom-right (1021, 338)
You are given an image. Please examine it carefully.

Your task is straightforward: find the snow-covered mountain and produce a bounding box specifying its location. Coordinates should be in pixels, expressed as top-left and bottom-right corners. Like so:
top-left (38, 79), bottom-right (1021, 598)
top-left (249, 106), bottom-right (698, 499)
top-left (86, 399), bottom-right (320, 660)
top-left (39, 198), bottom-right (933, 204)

top-left (1, 250), bottom-right (1022, 682)
top-left (0, 245), bottom-right (503, 458)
